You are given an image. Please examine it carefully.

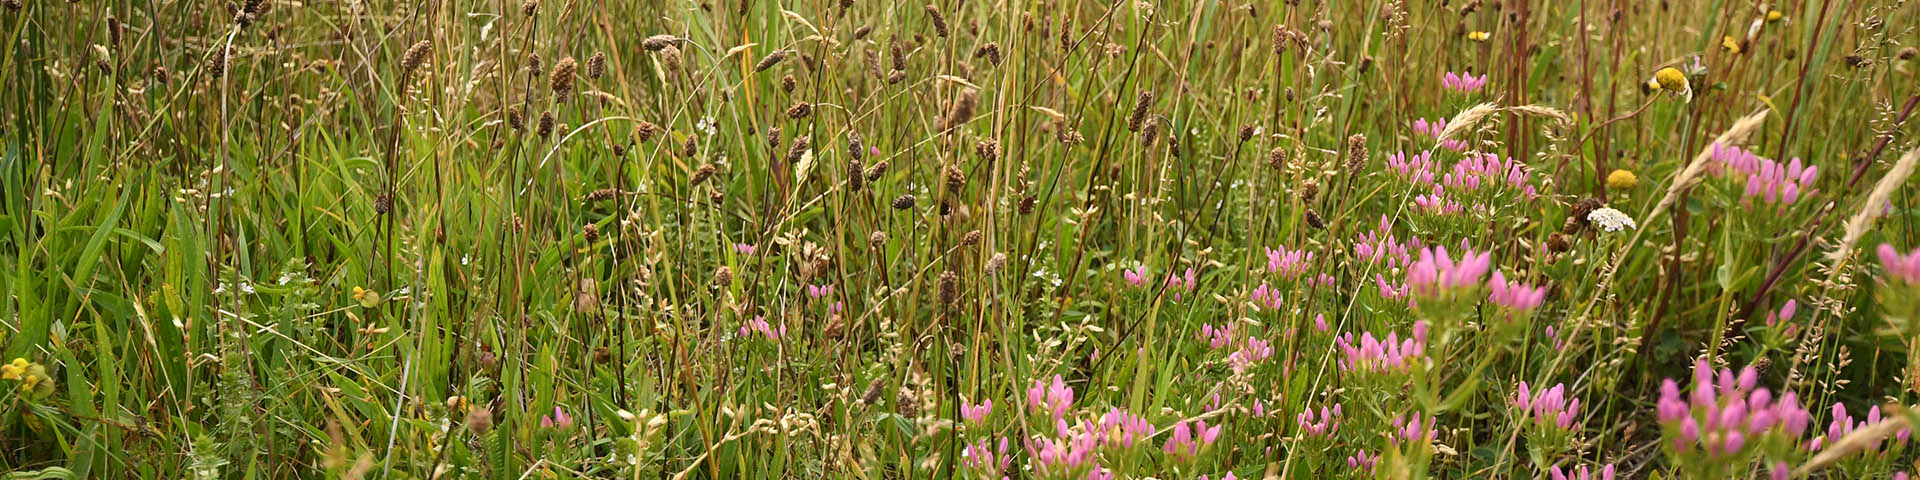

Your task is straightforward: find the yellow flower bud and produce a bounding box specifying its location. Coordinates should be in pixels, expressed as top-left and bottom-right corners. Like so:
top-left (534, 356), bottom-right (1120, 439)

top-left (1607, 169), bottom-right (1639, 190)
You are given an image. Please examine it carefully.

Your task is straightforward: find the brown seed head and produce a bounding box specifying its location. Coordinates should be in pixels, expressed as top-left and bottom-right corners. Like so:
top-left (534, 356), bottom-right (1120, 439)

top-left (402, 40), bottom-right (432, 75)
top-left (938, 270), bottom-right (960, 306)
top-left (869, 231), bottom-right (889, 248)
top-left (642, 34), bottom-right (680, 51)
top-left (691, 164), bottom-right (717, 185)
top-left (521, 0), bottom-right (538, 16)
top-left (865, 160), bottom-right (889, 181)
top-left (633, 121), bottom-right (659, 143)
top-left (550, 56), bottom-right (577, 96)
top-left (465, 405), bottom-right (495, 434)
top-left (891, 194), bottom-right (917, 210)
top-left (1346, 134), bottom-right (1368, 173)
top-left (754, 49), bottom-right (787, 73)
top-left (585, 52), bottom-right (606, 80)
top-left (537, 111), bottom-right (556, 138)
top-left (787, 101), bottom-right (813, 119)
top-left (1267, 146), bottom-right (1288, 170)
top-left (960, 230), bottom-right (983, 247)
top-left (711, 267), bottom-right (733, 289)
top-left (925, 4), bottom-right (949, 37)
top-left (1127, 91), bottom-right (1155, 132)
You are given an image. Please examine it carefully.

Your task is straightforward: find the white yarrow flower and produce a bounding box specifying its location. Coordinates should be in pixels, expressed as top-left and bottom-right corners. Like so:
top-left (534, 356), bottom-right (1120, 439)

top-left (1588, 207), bottom-right (1636, 232)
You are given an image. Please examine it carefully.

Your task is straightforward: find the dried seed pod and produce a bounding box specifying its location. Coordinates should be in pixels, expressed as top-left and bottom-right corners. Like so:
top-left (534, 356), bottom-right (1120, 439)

top-left (521, 0), bottom-right (538, 16)
top-left (1346, 134), bottom-right (1368, 173)
top-left (889, 38), bottom-right (907, 71)
top-left (960, 230), bottom-right (983, 247)
top-left (985, 253), bottom-right (1007, 274)
top-left (847, 132), bottom-right (865, 160)
top-left (633, 121), bottom-right (659, 143)
top-left (585, 52), bottom-right (606, 80)
top-left (974, 42), bottom-right (1002, 66)
top-left (925, 4), bottom-right (949, 37)
top-left (550, 56), bottom-right (577, 96)
top-left (887, 69), bottom-right (907, 84)
top-left (711, 266), bottom-right (734, 289)
top-left (691, 164), bottom-right (716, 185)
top-left (1305, 210), bottom-right (1326, 229)
top-left (766, 126), bottom-right (782, 149)
top-left (754, 49), bottom-right (787, 72)
top-left (1127, 91), bottom-right (1154, 132)
top-left (869, 231), bottom-right (889, 248)
top-left (945, 165), bottom-right (966, 191)
top-left (1301, 179), bottom-right (1319, 202)
top-left (891, 194), bottom-right (917, 210)
top-left (784, 135), bottom-right (811, 166)
top-left (780, 74), bottom-right (796, 92)
top-left (507, 106), bottom-right (526, 131)
top-left (853, 25), bottom-right (873, 40)
top-left (940, 88), bottom-right (978, 132)
top-left (1239, 124), bottom-right (1257, 143)
top-left (847, 159), bottom-right (865, 191)
top-left (1018, 194), bottom-right (1037, 214)
top-left (682, 136), bottom-right (698, 158)
top-left (1546, 232), bottom-right (1571, 252)
top-left (864, 160), bottom-right (889, 181)
top-left (1267, 146), bottom-right (1288, 170)
top-left (537, 111), bottom-right (556, 138)
top-left (402, 40), bottom-right (432, 75)
top-left (373, 193), bottom-right (394, 214)
top-left (642, 35), bottom-right (680, 51)
top-left (938, 270), bottom-right (960, 306)
top-left (975, 139), bottom-right (1000, 163)
top-left (587, 188), bottom-right (619, 201)
top-left (786, 102), bottom-right (813, 119)
top-left (527, 53), bottom-right (544, 78)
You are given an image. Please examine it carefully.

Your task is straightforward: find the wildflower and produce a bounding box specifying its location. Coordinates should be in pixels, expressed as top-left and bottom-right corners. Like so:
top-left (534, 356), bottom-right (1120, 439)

top-left (542, 406), bottom-right (575, 430)
top-left (1548, 464), bottom-right (1618, 480)
top-left (1405, 245), bottom-right (1492, 299)
top-left (1228, 337), bottom-right (1273, 373)
top-left (1443, 71), bottom-right (1488, 93)
top-left (0, 358), bottom-right (26, 380)
top-left (351, 286), bottom-right (380, 307)
top-left (1721, 35), bottom-right (1742, 54)
top-left (1877, 244), bottom-right (1920, 284)
top-left (1655, 359), bottom-right (1812, 460)
top-left (1250, 283), bottom-right (1284, 310)
top-left (1162, 419), bottom-right (1222, 459)
top-left (1586, 207), bottom-right (1636, 232)
top-left (1512, 382), bottom-right (1581, 431)
top-left (1809, 403), bottom-right (1913, 453)
top-left (1766, 10), bottom-right (1784, 22)
top-left (1648, 67), bottom-right (1693, 101)
top-left (1390, 411), bottom-right (1437, 445)
top-left (1607, 169), bottom-right (1638, 189)
top-left (1165, 267), bottom-right (1198, 300)
top-left (961, 437), bottom-right (1012, 476)
top-left (1467, 30), bottom-right (1491, 41)
top-left (734, 243), bottom-right (757, 255)
top-left (1026, 375), bottom-right (1075, 419)
top-left (1348, 450), bottom-right (1378, 472)
top-left (1264, 245), bottom-right (1314, 278)
top-left (806, 283), bottom-right (835, 299)
top-left (1765, 299), bottom-right (1798, 328)
top-left (1122, 265), bottom-right (1149, 287)
top-left (738, 316), bottom-right (786, 340)
top-left (1336, 321), bottom-right (1428, 374)
top-left (961, 399), bottom-right (993, 425)
top-left (1487, 271), bottom-right (1547, 313)
top-left (1099, 408), bottom-right (1154, 448)
top-left (1297, 404), bottom-right (1343, 438)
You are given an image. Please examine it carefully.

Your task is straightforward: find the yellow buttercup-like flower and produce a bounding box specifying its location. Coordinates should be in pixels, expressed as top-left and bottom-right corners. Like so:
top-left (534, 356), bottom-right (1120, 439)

top-left (1648, 67), bottom-right (1693, 101)
top-left (1722, 35), bottom-right (1742, 54)
top-left (1607, 169), bottom-right (1639, 190)
top-left (1766, 10), bottom-right (1783, 22)
top-left (1, 358), bottom-right (27, 380)
top-left (352, 286), bottom-right (381, 308)
top-left (1467, 31), bottom-right (1491, 41)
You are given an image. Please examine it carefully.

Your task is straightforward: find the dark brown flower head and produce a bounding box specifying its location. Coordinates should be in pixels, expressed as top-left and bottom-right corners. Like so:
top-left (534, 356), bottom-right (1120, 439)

top-left (633, 121), bottom-right (659, 143)
top-left (551, 56), bottom-right (577, 96)
top-left (691, 164), bottom-right (716, 185)
top-left (925, 4), bottom-right (949, 37)
top-left (754, 49), bottom-right (787, 73)
top-left (682, 136), bottom-right (698, 158)
top-left (1301, 179), bottom-right (1319, 202)
top-left (780, 75), bottom-right (796, 92)
top-left (784, 135), bottom-right (811, 166)
top-left (1239, 124), bottom-right (1257, 143)
top-left (373, 193), bottom-right (394, 214)
top-left (1305, 210), bottom-right (1326, 229)
top-left (938, 270), bottom-right (960, 306)
top-left (585, 52), bottom-right (606, 80)
top-left (642, 34), bottom-right (680, 51)
top-left (1018, 194), bottom-right (1037, 215)
top-left (1127, 91), bottom-right (1155, 132)
top-left (985, 253), bottom-right (1007, 274)
top-left (975, 139), bottom-right (1000, 163)
top-left (587, 188), bottom-right (619, 202)
top-left (960, 230), bottom-right (983, 247)
top-left (581, 224), bottom-right (600, 244)
top-left (766, 126), bottom-right (782, 149)
top-left (847, 132), bottom-right (865, 160)
top-left (865, 160), bottom-right (889, 181)
top-left (854, 25), bottom-right (873, 40)
top-left (1569, 197), bottom-right (1603, 232)
top-left (887, 69), bottom-right (908, 84)
top-left (847, 159), bottom-right (865, 192)
top-left (974, 43), bottom-right (1003, 66)
top-left (465, 405), bottom-right (494, 434)
top-left (537, 111), bottom-right (556, 138)
top-left (527, 53), bottom-right (544, 78)
top-left (1346, 134), bottom-right (1368, 173)
top-left (711, 266), bottom-right (734, 289)
top-left (940, 88), bottom-right (978, 132)
top-left (889, 38), bottom-right (907, 71)
top-left (944, 165), bottom-right (966, 191)
top-left (786, 102), bottom-right (813, 119)
top-left (507, 106), bottom-right (526, 131)
top-left (1267, 146), bottom-right (1288, 170)
top-left (891, 194), bottom-right (917, 210)
top-left (402, 40), bottom-right (432, 75)
top-left (1546, 232), bottom-right (1572, 252)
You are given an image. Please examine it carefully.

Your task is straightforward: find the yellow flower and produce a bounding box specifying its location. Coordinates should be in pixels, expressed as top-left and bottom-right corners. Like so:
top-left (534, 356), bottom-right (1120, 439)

top-left (352, 286), bottom-right (380, 308)
top-left (0, 358), bottom-right (26, 380)
top-left (1766, 10), bottom-right (1783, 22)
top-left (1722, 35), bottom-right (1742, 54)
top-left (21, 374), bottom-right (39, 390)
top-left (1648, 67), bottom-right (1692, 101)
top-left (1467, 31), bottom-right (1491, 41)
top-left (1607, 169), bottom-right (1639, 190)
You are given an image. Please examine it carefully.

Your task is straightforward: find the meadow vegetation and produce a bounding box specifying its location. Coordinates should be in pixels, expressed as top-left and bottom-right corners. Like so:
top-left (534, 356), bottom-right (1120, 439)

top-left (2, 0), bottom-right (1920, 478)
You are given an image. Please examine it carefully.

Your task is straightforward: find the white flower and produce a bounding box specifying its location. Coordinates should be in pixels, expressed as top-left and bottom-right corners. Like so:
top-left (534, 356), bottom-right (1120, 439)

top-left (1587, 207), bottom-right (1637, 232)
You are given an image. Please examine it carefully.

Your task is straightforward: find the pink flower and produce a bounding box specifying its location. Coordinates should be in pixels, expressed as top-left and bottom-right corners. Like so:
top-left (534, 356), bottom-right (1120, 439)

top-left (1265, 245), bottom-right (1315, 279)
top-left (1879, 243), bottom-right (1920, 284)
top-left (734, 243), bottom-right (757, 255)
top-left (1297, 403), bottom-right (1343, 438)
top-left (1026, 375), bottom-right (1075, 419)
top-left (1405, 245), bottom-right (1492, 298)
top-left (1122, 265), bottom-right (1149, 287)
top-left (961, 399), bottom-right (993, 424)
top-left (738, 316), bottom-right (786, 340)
top-left (541, 406), bottom-right (574, 430)
top-left (1443, 71), bottom-right (1489, 93)
top-left (1487, 271), bottom-right (1547, 313)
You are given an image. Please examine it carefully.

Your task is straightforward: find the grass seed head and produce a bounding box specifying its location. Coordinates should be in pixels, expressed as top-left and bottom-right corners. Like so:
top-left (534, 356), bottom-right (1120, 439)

top-left (402, 40), bottom-right (432, 76)
top-left (585, 52), bottom-right (606, 80)
top-left (551, 56), bottom-right (577, 96)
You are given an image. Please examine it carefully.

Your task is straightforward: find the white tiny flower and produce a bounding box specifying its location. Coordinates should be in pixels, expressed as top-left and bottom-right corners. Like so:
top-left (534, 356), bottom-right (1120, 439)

top-left (1587, 207), bottom-right (1637, 232)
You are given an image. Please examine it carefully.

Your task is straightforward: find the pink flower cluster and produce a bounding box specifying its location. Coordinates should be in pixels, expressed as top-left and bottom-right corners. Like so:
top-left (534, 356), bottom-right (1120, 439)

top-left (1099, 408), bottom-right (1156, 448)
top-left (1198, 323), bottom-right (1241, 350)
top-left (1445, 152), bottom-right (1535, 198)
top-left (1809, 403), bottom-right (1912, 452)
top-left (1265, 245), bottom-right (1314, 279)
top-left (1405, 245), bottom-right (1492, 298)
top-left (1511, 382), bottom-right (1580, 431)
top-left (1413, 185), bottom-right (1466, 216)
top-left (1488, 271), bottom-right (1547, 312)
top-left (1167, 267), bottom-right (1198, 300)
top-left (1163, 419), bottom-right (1223, 459)
top-left (1026, 427), bottom-right (1103, 478)
top-left (1711, 143), bottom-right (1819, 207)
top-left (1027, 375), bottom-right (1076, 420)
top-left (540, 406), bottom-right (574, 430)
top-left (1412, 118), bottom-right (1468, 151)
top-left (806, 283), bottom-right (835, 299)
top-left (1547, 463), bottom-right (1617, 480)
top-left (1336, 321), bottom-right (1429, 374)
top-left (1296, 403), bottom-right (1343, 438)
top-left (1390, 411), bottom-right (1438, 446)
top-left (1122, 265), bottom-right (1149, 287)
top-left (962, 399), bottom-right (993, 425)
top-left (739, 315), bottom-right (787, 340)
top-left (962, 437), bottom-right (1012, 477)
top-left (1387, 150), bottom-right (1439, 185)
top-left (1877, 243), bottom-right (1920, 284)
top-left (1250, 282), bottom-right (1284, 309)
top-left (1227, 337), bottom-right (1273, 374)
top-left (1354, 215), bottom-right (1419, 269)
top-left (1348, 450), bottom-right (1378, 472)
top-left (1656, 360), bottom-right (1812, 458)
top-left (1442, 71), bottom-right (1488, 93)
